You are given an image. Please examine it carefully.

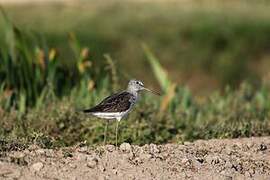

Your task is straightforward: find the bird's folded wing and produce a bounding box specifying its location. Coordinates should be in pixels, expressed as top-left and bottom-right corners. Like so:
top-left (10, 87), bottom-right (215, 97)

top-left (83, 91), bottom-right (133, 113)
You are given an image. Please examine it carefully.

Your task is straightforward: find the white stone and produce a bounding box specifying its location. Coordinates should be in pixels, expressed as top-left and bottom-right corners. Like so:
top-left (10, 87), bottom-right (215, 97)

top-left (31, 162), bottom-right (44, 172)
top-left (120, 143), bottom-right (132, 153)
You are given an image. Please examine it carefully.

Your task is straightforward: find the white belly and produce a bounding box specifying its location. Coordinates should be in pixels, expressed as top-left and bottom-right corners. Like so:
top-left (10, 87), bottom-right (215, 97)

top-left (92, 110), bottom-right (130, 121)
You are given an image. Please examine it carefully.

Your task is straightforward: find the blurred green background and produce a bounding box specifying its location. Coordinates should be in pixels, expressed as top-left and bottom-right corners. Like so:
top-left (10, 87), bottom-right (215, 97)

top-left (1, 0), bottom-right (270, 147)
top-left (2, 0), bottom-right (270, 93)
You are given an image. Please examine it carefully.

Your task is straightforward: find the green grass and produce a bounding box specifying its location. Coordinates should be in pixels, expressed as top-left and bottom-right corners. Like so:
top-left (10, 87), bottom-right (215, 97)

top-left (1, 1), bottom-right (270, 148)
top-left (1, 81), bottom-right (270, 147)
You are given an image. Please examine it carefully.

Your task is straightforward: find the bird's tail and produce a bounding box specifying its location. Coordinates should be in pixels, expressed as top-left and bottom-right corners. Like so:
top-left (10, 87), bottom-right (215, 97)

top-left (82, 109), bottom-right (93, 113)
top-left (74, 108), bottom-right (91, 113)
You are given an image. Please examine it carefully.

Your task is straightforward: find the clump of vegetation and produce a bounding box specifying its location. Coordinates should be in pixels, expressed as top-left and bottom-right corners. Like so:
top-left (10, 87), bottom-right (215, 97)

top-left (1, 80), bottom-right (270, 147)
top-left (0, 9), bottom-right (101, 112)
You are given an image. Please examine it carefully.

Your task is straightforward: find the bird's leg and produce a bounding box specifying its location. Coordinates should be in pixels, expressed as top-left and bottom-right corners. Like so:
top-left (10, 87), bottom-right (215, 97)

top-left (115, 120), bottom-right (120, 147)
top-left (103, 121), bottom-right (109, 146)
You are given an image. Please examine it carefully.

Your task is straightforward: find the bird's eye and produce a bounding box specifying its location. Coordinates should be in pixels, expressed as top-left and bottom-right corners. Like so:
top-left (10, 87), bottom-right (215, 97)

top-left (136, 82), bottom-right (139, 84)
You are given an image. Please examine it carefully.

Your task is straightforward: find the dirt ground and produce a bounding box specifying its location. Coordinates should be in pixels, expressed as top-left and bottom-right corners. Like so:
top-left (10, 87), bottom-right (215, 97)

top-left (0, 137), bottom-right (269, 180)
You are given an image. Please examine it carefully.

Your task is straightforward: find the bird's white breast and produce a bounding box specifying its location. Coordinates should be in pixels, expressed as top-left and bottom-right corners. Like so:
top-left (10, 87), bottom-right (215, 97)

top-left (92, 110), bottom-right (130, 121)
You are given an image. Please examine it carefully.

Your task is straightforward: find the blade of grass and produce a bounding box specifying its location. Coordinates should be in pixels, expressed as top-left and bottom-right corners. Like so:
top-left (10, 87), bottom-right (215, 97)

top-left (142, 43), bottom-right (171, 93)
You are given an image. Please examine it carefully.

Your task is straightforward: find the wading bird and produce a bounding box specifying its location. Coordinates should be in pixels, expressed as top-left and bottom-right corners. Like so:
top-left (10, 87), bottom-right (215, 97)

top-left (83, 79), bottom-right (160, 146)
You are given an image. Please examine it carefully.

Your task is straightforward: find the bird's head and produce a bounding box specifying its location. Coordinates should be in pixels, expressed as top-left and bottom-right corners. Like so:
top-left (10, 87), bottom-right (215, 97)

top-left (127, 79), bottom-right (160, 95)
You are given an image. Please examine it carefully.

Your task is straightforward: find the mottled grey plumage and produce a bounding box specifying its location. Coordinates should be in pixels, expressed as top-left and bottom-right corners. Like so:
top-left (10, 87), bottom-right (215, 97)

top-left (83, 79), bottom-right (148, 121)
top-left (83, 91), bottom-right (135, 113)
top-left (83, 79), bottom-right (160, 145)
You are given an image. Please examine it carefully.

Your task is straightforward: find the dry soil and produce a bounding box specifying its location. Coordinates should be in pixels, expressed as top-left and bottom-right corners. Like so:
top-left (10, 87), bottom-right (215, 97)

top-left (0, 137), bottom-right (270, 180)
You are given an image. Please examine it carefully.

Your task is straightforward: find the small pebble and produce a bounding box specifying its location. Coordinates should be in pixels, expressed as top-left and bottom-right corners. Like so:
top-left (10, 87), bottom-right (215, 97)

top-left (245, 171), bottom-right (251, 177)
top-left (258, 143), bottom-right (267, 151)
top-left (212, 156), bottom-right (220, 164)
top-left (87, 160), bottom-right (97, 168)
top-left (87, 156), bottom-right (99, 168)
top-left (184, 142), bottom-right (192, 146)
top-left (149, 144), bottom-right (160, 154)
top-left (36, 149), bottom-right (45, 155)
top-left (112, 169), bottom-right (118, 175)
top-left (31, 162), bottom-right (44, 172)
top-left (76, 153), bottom-right (87, 161)
top-left (205, 155), bottom-right (212, 164)
top-left (120, 143), bottom-right (132, 153)
top-left (11, 152), bottom-right (25, 159)
top-left (106, 145), bottom-right (115, 152)
top-left (225, 161), bottom-right (232, 168)
top-left (139, 153), bottom-right (152, 161)
top-left (181, 157), bottom-right (190, 165)
top-left (98, 165), bottom-right (106, 172)
top-left (28, 144), bottom-right (40, 151)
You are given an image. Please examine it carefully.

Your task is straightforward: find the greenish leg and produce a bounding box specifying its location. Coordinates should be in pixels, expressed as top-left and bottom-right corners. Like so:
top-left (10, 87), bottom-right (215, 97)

top-left (103, 121), bottom-right (109, 145)
top-left (115, 120), bottom-right (119, 147)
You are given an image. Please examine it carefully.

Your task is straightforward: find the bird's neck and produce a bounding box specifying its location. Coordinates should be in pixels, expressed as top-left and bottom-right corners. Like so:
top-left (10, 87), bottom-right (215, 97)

top-left (126, 88), bottom-right (139, 97)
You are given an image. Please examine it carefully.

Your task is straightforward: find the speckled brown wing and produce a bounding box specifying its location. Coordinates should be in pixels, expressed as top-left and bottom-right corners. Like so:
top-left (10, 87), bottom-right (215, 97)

top-left (83, 91), bottom-right (133, 113)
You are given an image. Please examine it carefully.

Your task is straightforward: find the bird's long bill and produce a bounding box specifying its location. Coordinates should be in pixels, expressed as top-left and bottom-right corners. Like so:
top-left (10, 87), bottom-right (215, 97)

top-left (143, 87), bottom-right (161, 96)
